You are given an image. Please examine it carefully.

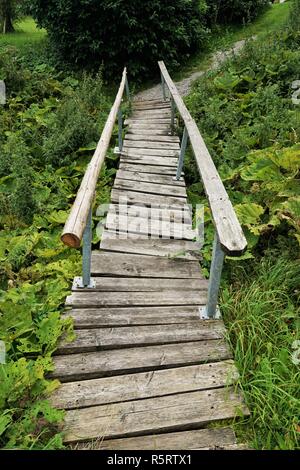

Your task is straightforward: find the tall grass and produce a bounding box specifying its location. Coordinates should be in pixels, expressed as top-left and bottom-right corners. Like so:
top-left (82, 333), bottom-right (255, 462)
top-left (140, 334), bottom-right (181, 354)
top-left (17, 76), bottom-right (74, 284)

top-left (222, 258), bottom-right (300, 449)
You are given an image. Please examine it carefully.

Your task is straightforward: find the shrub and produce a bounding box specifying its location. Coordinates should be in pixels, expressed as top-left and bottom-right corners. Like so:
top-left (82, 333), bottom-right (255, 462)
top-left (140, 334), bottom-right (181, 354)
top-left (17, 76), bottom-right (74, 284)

top-left (205, 0), bottom-right (269, 25)
top-left (28, 0), bottom-right (208, 78)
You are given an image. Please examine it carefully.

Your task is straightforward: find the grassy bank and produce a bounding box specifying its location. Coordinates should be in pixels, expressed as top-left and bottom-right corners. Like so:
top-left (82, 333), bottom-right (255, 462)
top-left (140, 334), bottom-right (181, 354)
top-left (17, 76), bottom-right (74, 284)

top-left (184, 2), bottom-right (300, 450)
top-left (0, 17), bottom-right (46, 50)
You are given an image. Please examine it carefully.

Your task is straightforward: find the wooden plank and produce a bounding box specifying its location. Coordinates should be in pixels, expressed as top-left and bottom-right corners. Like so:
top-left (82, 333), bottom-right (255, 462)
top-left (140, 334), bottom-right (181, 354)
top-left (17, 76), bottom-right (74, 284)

top-left (56, 322), bottom-right (224, 354)
top-left (66, 291), bottom-right (206, 309)
top-left (127, 123), bottom-right (171, 131)
top-left (91, 252), bottom-right (202, 278)
top-left (125, 119), bottom-right (172, 125)
top-left (105, 213), bottom-right (195, 240)
top-left (133, 99), bottom-right (170, 107)
top-left (118, 163), bottom-right (179, 175)
top-left (131, 110), bottom-right (171, 118)
top-left (125, 134), bottom-right (180, 143)
top-left (123, 140), bottom-right (179, 150)
top-left (116, 170), bottom-right (185, 188)
top-left (75, 427), bottom-right (237, 450)
top-left (108, 203), bottom-right (191, 222)
top-left (61, 68), bottom-right (127, 249)
top-left (120, 155), bottom-right (178, 167)
top-left (127, 128), bottom-right (172, 136)
top-left (132, 104), bottom-right (171, 111)
top-left (72, 277), bottom-right (207, 293)
top-left (111, 189), bottom-right (187, 209)
top-left (52, 339), bottom-right (232, 381)
top-left (62, 387), bottom-right (249, 443)
top-left (122, 148), bottom-right (178, 157)
top-left (125, 130), bottom-right (180, 145)
top-left (158, 62), bottom-right (247, 256)
top-left (100, 234), bottom-right (201, 260)
top-left (52, 361), bottom-right (238, 410)
top-left (63, 306), bottom-right (208, 329)
top-left (114, 179), bottom-right (187, 198)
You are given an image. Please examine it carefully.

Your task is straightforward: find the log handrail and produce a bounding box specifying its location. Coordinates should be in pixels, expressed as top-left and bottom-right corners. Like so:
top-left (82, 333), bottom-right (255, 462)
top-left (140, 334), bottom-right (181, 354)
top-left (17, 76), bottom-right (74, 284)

top-left (158, 61), bottom-right (247, 256)
top-left (61, 68), bottom-right (128, 248)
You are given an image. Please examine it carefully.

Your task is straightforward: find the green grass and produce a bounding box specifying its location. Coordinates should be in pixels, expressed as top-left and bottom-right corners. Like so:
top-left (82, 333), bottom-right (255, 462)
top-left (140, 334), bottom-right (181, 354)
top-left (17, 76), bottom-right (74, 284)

top-left (172, 2), bottom-right (293, 81)
top-left (0, 17), bottom-right (46, 50)
top-left (221, 258), bottom-right (300, 450)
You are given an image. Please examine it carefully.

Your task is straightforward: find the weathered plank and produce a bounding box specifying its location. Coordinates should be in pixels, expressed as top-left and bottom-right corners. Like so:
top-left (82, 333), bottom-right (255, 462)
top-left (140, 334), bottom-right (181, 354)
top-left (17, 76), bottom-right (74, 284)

top-left (114, 179), bottom-right (186, 198)
top-left (125, 134), bottom-right (179, 143)
top-left (75, 427), bottom-right (237, 450)
top-left (57, 322), bottom-right (224, 354)
top-left (72, 277), bottom-right (207, 293)
top-left (125, 118), bottom-right (172, 125)
top-left (108, 203), bottom-right (191, 223)
top-left (123, 140), bottom-right (179, 150)
top-left (120, 155), bottom-right (178, 167)
top-left (158, 62), bottom-right (247, 256)
top-left (91, 252), bottom-right (202, 278)
top-left (127, 128), bottom-right (173, 136)
top-left (52, 361), bottom-right (238, 410)
top-left (52, 340), bottom-right (232, 382)
top-left (127, 123), bottom-right (171, 131)
top-left (133, 99), bottom-right (170, 107)
top-left (63, 387), bottom-right (249, 443)
top-left (63, 305), bottom-right (207, 329)
top-left (61, 68), bottom-right (127, 249)
top-left (105, 213), bottom-right (195, 240)
top-left (66, 290), bottom-right (206, 309)
top-left (111, 189), bottom-right (187, 209)
top-left (131, 111), bottom-right (171, 118)
top-left (118, 163), bottom-right (179, 175)
top-left (122, 148), bottom-right (178, 157)
top-left (100, 234), bottom-right (200, 260)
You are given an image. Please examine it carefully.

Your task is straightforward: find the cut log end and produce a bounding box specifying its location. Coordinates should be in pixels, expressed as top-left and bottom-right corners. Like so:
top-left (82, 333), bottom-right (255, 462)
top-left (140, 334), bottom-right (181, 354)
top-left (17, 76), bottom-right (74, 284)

top-left (61, 233), bottom-right (81, 249)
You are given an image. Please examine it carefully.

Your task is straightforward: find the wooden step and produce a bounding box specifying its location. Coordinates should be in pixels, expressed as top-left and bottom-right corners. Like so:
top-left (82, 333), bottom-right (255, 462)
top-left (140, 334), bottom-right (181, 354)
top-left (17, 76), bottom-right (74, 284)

top-left (63, 306), bottom-right (208, 329)
top-left (113, 179), bottom-right (187, 198)
top-left (62, 387), bottom-right (249, 443)
top-left (108, 203), bottom-right (191, 222)
top-left (51, 361), bottom-right (238, 409)
top-left (75, 427), bottom-right (237, 450)
top-left (123, 140), bottom-right (179, 150)
top-left (122, 148), bottom-right (178, 157)
top-left (116, 169), bottom-right (184, 186)
top-left (125, 134), bottom-right (180, 143)
top-left (57, 322), bottom-right (224, 354)
top-left (119, 162), bottom-right (179, 175)
top-left (91, 252), bottom-right (202, 278)
top-left (120, 155), bottom-right (178, 167)
top-left (100, 234), bottom-right (200, 260)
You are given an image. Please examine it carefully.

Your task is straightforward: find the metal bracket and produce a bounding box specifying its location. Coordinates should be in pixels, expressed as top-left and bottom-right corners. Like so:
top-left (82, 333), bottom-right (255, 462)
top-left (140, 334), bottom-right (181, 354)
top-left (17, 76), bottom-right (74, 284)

top-left (73, 276), bottom-right (96, 290)
top-left (172, 176), bottom-right (184, 182)
top-left (199, 306), bottom-right (221, 320)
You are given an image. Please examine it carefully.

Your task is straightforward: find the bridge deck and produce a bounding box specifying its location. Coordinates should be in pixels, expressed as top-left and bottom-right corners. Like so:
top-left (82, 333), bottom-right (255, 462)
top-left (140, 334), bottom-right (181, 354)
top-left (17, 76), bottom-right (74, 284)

top-left (51, 99), bottom-right (249, 449)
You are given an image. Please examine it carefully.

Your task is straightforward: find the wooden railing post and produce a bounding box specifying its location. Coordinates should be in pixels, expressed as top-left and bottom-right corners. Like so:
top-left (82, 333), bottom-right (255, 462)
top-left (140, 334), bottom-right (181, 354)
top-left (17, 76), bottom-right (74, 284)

top-left (175, 126), bottom-right (188, 181)
top-left (200, 233), bottom-right (225, 319)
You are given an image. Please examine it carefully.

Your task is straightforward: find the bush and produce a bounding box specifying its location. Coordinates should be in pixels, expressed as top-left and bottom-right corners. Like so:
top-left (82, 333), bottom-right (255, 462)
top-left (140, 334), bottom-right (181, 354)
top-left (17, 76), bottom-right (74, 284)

top-left (205, 0), bottom-right (269, 25)
top-left (28, 0), bottom-right (208, 78)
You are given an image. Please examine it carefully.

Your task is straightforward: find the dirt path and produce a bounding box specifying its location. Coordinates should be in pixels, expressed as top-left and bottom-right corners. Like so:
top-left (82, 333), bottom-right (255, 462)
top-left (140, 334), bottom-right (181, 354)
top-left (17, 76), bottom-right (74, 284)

top-left (134, 39), bottom-right (248, 101)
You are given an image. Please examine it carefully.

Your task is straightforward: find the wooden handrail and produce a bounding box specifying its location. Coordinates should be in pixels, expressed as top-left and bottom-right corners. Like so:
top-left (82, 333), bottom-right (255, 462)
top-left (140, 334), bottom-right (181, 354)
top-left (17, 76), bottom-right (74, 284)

top-left (158, 61), bottom-right (247, 256)
top-left (61, 68), bottom-right (128, 248)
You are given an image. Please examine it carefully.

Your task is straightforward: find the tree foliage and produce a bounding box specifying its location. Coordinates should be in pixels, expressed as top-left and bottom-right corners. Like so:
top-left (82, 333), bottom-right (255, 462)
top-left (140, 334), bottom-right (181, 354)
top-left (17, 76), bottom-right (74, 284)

top-left (205, 0), bottom-right (270, 25)
top-left (28, 0), bottom-right (208, 77)
top-left (0, 0), bottom-right (22, 33)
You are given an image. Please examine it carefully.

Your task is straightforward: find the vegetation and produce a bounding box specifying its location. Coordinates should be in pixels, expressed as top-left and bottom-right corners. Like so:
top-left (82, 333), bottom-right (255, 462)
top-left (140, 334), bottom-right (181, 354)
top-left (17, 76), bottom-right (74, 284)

top-left (0, 47), bottom-right (118, 448)
top-left (28, 0), bottom-right (208, 78)
top-left (0, 0), bottom-right (22, 33)
top-left (184, 1), bottom-right (300, 449)
top-left (0, 0), bottom-right (299, 452)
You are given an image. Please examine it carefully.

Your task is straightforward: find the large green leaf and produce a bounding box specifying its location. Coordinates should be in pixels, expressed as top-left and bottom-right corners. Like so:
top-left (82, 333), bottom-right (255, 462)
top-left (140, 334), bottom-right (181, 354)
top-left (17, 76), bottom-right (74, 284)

top-left (235, 203), bottom-right (265, 226)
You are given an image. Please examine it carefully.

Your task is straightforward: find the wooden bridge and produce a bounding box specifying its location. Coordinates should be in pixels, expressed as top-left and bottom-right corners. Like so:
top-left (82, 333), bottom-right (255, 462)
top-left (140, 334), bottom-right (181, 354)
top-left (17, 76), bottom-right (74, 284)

top-left (51, 63), bottom-right (249, 449)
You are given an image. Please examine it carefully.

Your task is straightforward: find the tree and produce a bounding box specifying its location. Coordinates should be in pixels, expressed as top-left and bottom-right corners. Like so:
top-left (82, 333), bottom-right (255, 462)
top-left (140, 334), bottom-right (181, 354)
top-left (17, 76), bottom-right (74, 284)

top-left (28, 0), bottom-right (208, 78)
top-left (0, 0), bottom-right (22, 33)
top-left (205, 0), bottom-right (269, 25)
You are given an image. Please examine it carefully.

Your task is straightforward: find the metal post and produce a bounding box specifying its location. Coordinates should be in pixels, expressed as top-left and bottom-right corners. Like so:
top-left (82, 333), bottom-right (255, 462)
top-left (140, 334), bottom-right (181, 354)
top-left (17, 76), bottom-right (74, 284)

top-left (171, 98), bottom-right (176, 134)
top-left (200, 233), bottom-right (225, 319)
top-left (118, 107), bottom-right (123, 152)
top-left (175, 126), bottom-right (188, 180)
top-left (125, 76), bottom-right (130, 101)
top-left (81, 208), bottom-right (95, 289)
top-left (161, 73), bottom-right (166, 101)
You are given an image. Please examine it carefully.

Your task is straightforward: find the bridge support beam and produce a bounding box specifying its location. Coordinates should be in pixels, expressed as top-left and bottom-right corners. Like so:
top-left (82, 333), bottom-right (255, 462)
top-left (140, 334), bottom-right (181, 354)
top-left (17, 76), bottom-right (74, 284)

top-left (200, 233), bottom-right (224, 320)
top-left (175, 126), bottom-right (188, 181)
